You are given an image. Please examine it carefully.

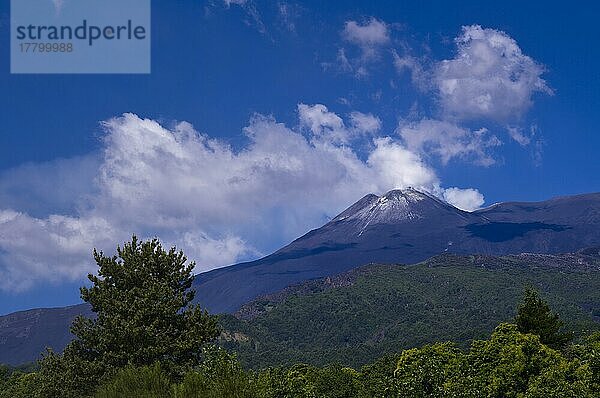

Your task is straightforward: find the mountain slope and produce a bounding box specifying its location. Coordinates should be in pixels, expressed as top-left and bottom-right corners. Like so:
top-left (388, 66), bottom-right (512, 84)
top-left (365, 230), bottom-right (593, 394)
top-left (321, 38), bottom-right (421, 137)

top-left (219, 249), bottom-right (600, 369)
top-left (1, 190), bottom-right (599, 366)
top-left (194, 190), bottom-right (600, 313)
top-left (0, 304), bottom-right (92, 366)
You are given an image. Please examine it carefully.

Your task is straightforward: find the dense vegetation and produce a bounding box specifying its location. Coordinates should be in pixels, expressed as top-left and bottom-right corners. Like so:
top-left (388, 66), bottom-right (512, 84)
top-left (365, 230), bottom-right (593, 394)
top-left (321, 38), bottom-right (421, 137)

top-left (1, 238), bottom-right (600, 397)
top-left (3, 322), bottom-right (600, 397)
top-left (0, 237), bottom-right (219, 397)
top-left (220, 252), bottom-right (600, 368)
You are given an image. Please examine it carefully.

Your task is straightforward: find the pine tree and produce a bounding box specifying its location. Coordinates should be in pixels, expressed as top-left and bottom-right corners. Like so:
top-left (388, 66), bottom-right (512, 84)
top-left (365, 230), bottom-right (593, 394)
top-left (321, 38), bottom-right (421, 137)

top-left (514, 286), bottom-right (572, 349)
top-left (40, 236), bottom-right (219, 396)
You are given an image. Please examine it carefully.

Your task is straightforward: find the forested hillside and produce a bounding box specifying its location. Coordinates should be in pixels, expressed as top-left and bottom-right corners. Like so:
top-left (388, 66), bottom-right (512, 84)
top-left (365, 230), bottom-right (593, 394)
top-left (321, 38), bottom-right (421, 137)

top-left (2, 238), bottom-right (600, 397)
top-left (220, 251), bottom-right (600, 368)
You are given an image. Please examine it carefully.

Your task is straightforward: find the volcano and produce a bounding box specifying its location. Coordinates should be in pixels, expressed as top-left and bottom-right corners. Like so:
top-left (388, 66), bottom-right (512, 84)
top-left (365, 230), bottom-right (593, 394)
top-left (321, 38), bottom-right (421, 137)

top-left (192, 189), bottom-right (600, 313)
top-left (1, 189), bottom-right (600, 365)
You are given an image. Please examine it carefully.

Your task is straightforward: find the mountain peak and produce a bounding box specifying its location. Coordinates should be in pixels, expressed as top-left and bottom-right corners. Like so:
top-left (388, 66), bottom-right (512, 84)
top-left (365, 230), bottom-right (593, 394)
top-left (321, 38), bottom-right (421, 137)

top-left (380, 187), bottom-right (431, 202)
top-left (331, 188), bottom-right (446, 230)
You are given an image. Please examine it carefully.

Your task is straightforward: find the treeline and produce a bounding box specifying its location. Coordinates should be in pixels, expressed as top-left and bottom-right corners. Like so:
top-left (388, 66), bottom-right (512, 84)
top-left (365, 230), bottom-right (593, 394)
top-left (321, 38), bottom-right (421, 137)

top-left (3, 323), bottom-right (600, 397)
top-left (1, 237), bottom-right (599, 397)
top-left (219, 254), bottom-right (600, 369)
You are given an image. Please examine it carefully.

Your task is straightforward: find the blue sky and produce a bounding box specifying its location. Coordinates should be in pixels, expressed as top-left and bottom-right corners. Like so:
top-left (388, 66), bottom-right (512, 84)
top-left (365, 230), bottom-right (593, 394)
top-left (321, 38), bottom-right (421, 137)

top-left (0, 0), bottom-right (598, 314)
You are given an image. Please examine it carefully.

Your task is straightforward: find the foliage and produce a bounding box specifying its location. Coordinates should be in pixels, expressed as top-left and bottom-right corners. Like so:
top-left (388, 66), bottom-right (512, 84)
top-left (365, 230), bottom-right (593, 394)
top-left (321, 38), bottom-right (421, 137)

top-left (568, 332), bottom-right (600, 396)
top-left (515, 286), bottom-right (573, 349)
top-left (37, 348), bottom-right (104, 398)
top-left (4, 322), bottom-right (600, 397)
top-left (93, 348), bottom-right (257, 398)
top-left (94, 363), bottom-right (172, 398)
top-left (221, 255), bottom-right (600, 369)
top-left (172, 346), bottom-right (258, 398)
top-left (37, 236), bottom-right (220, 396)
top-left (0, 368), bottom-right (42, 398)
top-left (254, 363), bottom-right (361, 398)
top-left (456, 323), bottom-right (591, 397)
top-left (392, 343), bottom-right (461, 397)
top-left (382, 323), bottom-right (595, 397)
top-left (5, 246), bottom-right (600, 396)
top-left (357, 353), bottom-right (401, 398)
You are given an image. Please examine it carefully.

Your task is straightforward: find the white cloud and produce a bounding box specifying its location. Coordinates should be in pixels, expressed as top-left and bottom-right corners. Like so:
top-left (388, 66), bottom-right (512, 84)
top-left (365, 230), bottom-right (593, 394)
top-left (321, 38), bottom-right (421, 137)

top-left (349, 111), bottom-right (381, 134)
top-left (334, 18), bottom-right (391, 77)
top-left (390, 25), bottom-right (549, 161)
top-left (398, 119), bottom-right (502, 166)
top-left (277, 2), bottom-right (300, 33)
top-left (0, 155), bottom-right (100, 217)
top-left (0, 104), bottom-right (495, 293)
top-left (367, 137), bottom-right (439, 191)
top-left (0, 24), bottom-right (556, 295)
top-left (0, 210), bottom-right (115, 292)
top-left (435, 25), bottom-right (552, 121)
top-left (223, 0), bottom-right (247, 6)
top-left (222, 0), bottom-right (266, 35)
top-left (298, 103), bottom-right (347, 143)
top-left (392, 50), bottom-right (428, 90)
top-left (2, 109), bottom-right (482, 292)
top-left (335, 48), bottom-right (353, 72)
top-left (443, 187), bottom-right (485, 211)
top-left (182, 231), bottom-right (259, 269)
top-left (342, 18), bottom-right (390, 48)
top-left (298, 104), bottom-right (381, 143)
top-left (506, 126), bottom-right (531, 146)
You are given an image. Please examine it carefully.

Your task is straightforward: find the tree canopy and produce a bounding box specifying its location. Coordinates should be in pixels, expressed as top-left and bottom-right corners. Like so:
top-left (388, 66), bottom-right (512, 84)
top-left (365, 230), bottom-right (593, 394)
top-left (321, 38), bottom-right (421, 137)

top-left (39, 236), bottom-right (219, 396)
top-left (1, 239), bottom-right (598, 397)
top-left (515, 286), bottom-right (572, 349)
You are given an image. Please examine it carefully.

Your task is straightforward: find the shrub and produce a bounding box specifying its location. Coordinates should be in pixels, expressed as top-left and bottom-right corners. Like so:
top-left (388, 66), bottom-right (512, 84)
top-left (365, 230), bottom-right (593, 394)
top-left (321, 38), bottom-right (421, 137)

top-left (94, 363), bottom-right (172, 398)
top-left (173, 347), bottom-right (258, 398)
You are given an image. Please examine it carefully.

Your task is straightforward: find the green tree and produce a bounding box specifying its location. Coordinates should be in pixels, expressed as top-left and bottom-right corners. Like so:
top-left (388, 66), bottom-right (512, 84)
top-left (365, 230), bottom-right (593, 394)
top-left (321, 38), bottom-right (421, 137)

top-left (460, 323), bottom-right (592, 398)
top-left (40, 236), bottom-right (219, 396)
top-left (393, 342), bottom-right (461, 397)
top-left (309, 364), bottom-right (361, 398)
top-left (173, 346), bottom-right (258, 398)
top-left (358, 354), bottom-right (402, 398)
top-left (94, 363), bottom-right (172, 398)
top-left (0, 370), bottom-right (42, 398)
top-left (570, 332), bottom-right (600, 396)
top-left (515, 286), bottom-right (572, 349)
